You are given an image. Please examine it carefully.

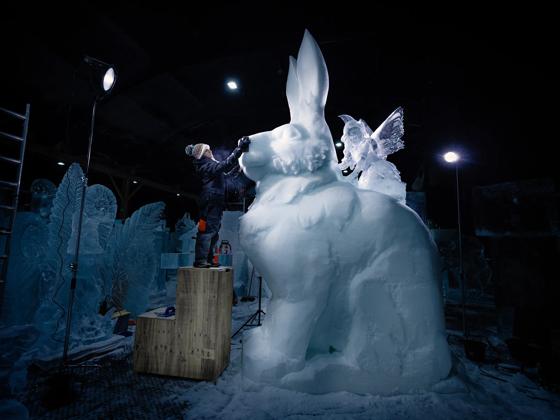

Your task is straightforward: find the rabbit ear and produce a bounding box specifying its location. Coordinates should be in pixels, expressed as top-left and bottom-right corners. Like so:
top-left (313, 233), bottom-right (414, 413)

top-left (286, 56), bottom-right (300, 122)
top-left (286, 30), bottom-right (329, 123)
top-left (339, 114), bottom-right (357, 124)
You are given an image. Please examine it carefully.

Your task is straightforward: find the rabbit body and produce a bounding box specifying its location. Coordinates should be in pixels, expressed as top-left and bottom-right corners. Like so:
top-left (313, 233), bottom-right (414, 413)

top-left (238, 30), bottom-right (451, 394)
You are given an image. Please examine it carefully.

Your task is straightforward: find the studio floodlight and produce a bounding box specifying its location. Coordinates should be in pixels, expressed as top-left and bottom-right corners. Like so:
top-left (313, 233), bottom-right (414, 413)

top-left (443, 151), bottom-right (460, 163)
top-left (83, 55), bottom-right (117, 96)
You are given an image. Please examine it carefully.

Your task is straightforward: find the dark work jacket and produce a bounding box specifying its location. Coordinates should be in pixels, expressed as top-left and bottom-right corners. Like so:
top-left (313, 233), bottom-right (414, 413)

top-left (192, 147), bottom-right (243, 203)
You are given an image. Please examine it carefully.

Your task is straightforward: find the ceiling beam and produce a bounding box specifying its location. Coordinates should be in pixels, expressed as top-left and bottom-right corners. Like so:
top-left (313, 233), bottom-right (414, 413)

top-left (28, 143), bottom-right (200, 204)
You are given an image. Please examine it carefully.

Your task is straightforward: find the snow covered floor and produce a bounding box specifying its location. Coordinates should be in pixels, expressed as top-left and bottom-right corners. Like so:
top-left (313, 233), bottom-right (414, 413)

top-left (7, 299), bottom-right (560, 419)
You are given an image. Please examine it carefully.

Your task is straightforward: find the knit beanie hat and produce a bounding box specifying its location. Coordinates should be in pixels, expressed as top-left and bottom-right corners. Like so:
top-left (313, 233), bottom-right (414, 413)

top-left (185, 143), bottom-right (210, 159)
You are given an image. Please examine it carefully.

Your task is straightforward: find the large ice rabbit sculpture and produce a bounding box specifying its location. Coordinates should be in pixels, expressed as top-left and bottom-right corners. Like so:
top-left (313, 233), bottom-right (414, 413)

top-left (238, 30), bottom-right (451, 395)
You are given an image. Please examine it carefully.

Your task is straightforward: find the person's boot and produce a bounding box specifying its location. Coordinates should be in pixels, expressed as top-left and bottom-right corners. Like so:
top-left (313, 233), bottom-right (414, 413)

top-left (194, 260), bottom-right (211, 268)
top-left (207, 258), bottom-right (220, 268)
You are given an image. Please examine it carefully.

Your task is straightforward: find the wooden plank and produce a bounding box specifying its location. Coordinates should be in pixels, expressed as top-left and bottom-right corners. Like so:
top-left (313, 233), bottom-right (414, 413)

top-left (133, 267), bottom-right (233, 380)
top-left (133, 310), bottom-right (175, 375)
top-left (176, 267), bottom-right (233, 380)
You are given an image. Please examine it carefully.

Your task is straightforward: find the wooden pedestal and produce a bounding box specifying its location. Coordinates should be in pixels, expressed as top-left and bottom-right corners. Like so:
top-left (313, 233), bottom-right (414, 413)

top-left (133, 267), bottom-right (233, 380)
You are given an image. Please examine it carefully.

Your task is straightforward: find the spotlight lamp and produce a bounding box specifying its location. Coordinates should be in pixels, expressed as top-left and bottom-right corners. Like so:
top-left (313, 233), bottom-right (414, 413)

top-left (83, 55), bottom-right (117, 97)
top-left (443, 151), bottom-right (460, 163)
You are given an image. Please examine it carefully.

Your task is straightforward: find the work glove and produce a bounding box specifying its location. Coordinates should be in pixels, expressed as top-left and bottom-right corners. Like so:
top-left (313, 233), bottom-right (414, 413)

top-left (238, 136), bottom-right (251, 153)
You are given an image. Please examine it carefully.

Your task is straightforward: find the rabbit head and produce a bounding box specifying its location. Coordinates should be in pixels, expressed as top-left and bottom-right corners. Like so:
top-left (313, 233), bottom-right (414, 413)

top-left (240, 30), bottom-right (340, 185)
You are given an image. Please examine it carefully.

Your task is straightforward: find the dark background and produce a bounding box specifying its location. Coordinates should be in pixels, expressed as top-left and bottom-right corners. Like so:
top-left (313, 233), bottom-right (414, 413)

top-left (1, 1), bottom-right (557, 228)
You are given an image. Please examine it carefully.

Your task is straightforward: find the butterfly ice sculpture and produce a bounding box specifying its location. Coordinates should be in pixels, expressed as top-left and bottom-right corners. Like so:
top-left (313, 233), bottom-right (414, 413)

top-left (339, 108), bottom-right (406, 203)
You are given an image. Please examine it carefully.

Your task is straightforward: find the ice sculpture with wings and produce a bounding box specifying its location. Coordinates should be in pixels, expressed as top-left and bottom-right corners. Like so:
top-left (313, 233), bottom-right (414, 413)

top-left (338, 107), bottom-right (407, 203)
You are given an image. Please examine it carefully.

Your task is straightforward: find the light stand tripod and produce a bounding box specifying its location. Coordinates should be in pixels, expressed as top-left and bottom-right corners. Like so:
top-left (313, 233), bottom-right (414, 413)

top-left (232, 273), bottom-right (265, 338)
top-left (61, 98), bottom-right (97, 365)
top-left (42, 57), bottom-right (117, 410)
top-left (43, 98), bottom-right (100, 409)
top-left (60, 56), bottom-right (116, 365)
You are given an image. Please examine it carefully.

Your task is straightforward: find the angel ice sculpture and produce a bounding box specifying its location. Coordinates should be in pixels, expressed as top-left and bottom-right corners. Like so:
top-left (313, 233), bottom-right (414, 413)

top-left (338, 108), bottom-right (406, 204)
top-left (66, 184), bottom-right (117, 255)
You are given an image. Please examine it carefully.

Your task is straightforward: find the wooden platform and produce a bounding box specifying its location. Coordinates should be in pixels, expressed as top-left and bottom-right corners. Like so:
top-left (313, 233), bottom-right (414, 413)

top-left (133, 267), bottom-right (233, 380)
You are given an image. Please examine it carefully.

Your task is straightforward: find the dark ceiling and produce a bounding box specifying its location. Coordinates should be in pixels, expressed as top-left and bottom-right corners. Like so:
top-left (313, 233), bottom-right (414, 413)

top-left (1, 2), bottom-right (556, 225)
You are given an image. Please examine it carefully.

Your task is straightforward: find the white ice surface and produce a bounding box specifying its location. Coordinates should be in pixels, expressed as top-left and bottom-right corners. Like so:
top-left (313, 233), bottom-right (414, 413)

top-left (238, 30), bottom-right (450, 394)
top-left (2, 299), bottom-right (559, 419)
top-left (218, 211), bottom-right (250, 295)
top-left (179, 300), bottom-right (560, 419)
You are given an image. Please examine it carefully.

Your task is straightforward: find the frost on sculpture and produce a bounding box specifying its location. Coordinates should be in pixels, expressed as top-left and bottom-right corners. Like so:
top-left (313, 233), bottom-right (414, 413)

top-left (32, 163), bottom-right (85, 348)
top-left (102, 202), bottom-right (166, 316)
top-left (3, 213), bottom-right (49, 326)
top-left (338, 109), bottom-right (407, 204)
top-left (0, 164), bottom-right (168, 393)
top-left (65, 184), bottom-right (118, 344)
top-left (218, 211), bottom-right (249, 295)
top-left (33, 165), bottom-right (118, 348)
top-left (3, 179), bottom-right (54, 326)
top-left (66, 184), bottom-right (117, 255)
top-left (238, 30), bottom-right (451, 394)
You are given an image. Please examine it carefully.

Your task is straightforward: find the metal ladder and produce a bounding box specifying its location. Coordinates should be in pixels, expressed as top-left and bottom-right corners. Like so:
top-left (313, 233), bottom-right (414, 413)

top-left (0, 104), bottom-right (30, 313)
